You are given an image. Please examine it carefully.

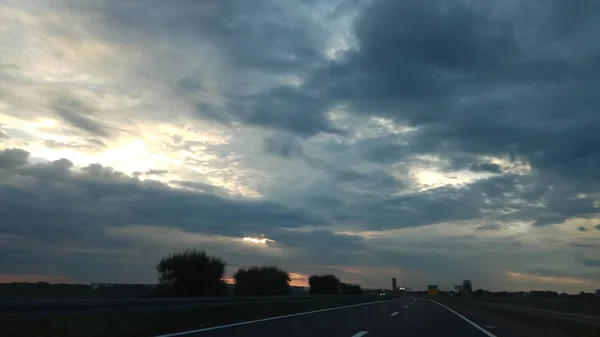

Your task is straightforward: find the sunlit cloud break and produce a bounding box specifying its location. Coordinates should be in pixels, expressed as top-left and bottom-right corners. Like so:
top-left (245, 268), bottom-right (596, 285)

top-left (242, 237), bottom-right (275, 245)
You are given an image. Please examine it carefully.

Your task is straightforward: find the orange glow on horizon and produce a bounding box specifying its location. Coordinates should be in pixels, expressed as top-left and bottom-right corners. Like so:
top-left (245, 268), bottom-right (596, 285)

top-left (506, 271), bottom-right (594, 286)
top-left (0, 273), bottom-right (74, 284)
top-left (224, 272), bottom-right (309, 287)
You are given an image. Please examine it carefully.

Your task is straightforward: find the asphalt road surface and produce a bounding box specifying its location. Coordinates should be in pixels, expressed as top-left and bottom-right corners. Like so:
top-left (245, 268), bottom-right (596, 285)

top-left (155, 297), bottom-right (538, 337)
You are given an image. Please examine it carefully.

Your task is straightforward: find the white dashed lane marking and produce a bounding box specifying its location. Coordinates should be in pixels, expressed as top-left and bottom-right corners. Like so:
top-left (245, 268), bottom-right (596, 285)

top-left (351, 331), bottom-right (368, 337)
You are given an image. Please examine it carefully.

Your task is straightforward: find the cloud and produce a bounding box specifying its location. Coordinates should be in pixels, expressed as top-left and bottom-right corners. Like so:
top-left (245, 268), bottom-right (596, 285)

top-left (569, 242), bottom-right (599, 249)
top-left (476, 224), bottom-right (503, 231)
top-left (578, 226), bottom-right (588, 232)
top-left (263, 134), bottom-right (303, 159)
top-left (0, 148), bottom-right (29, 170)
top-left (145, 169), bottom-right (168, 176)
top-left (2, 0), bottom-right (600, 292)
top-left (44, 139), bottom-right (106, 151)
top-left (581, 258), bottom-right (600, 268)
top-left (52, 98), bottom-right (111, 138)
top-left (470, 163), bottom-right (502, 174)
top-left (506, 271), bottom-right (595, 286)
top-left (595, 224), bottom-right (600, 231)
top-left (0, 148), bottom-right (310, 243)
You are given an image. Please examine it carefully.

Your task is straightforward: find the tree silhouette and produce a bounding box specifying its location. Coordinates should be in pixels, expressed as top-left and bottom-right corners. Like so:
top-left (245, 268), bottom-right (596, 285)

top-left (233, 265), bottom-right (291, 296)
top-left (309, 274), bottom-right (341, 295)
top-left (340, 282), bottom-right (363, 295)
top-left (156, 248), bottom-right (227, 297)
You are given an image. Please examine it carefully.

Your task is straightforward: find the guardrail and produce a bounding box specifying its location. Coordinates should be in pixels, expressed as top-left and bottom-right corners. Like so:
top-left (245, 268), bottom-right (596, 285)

top-left (470, 301), bottom-right (600, 326)
top-left (0, 295), bottom-right (388, 317)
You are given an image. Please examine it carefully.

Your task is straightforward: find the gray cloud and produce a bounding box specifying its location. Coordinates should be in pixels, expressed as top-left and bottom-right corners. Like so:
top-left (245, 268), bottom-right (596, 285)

top-left (0, 148), bottom-right (310, 243)
top-left (53, 98), bottom-right (111, 137)
top-left (470, 163), bottom-right (502, 174)
top-left (581, 258), bottom-right (600, 268)
top-left (263, 134), bottom-right (303, 159)
top-left (3, 0), bottom-right (600, 291)
top-left (0, 148), bottom-right (29, 170)
top-left (146, 169), bottom-right (168, 176)
top-left (569, 242), bottom-right (599, 249)
top-left (578, 226), bottom-right (588, 232)
top-left (476, 224), bottom-right (503, 231)
top-left (44, 139), bottom-right (107, 151)
top-left (595, 224), bottom-right (600, 231)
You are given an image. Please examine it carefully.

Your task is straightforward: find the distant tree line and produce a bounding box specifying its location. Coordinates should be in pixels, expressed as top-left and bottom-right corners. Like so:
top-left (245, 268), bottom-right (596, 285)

top-left (156, 248), bottom-right (363, 297)
top-left (471, 289), bottom-right (597, 299)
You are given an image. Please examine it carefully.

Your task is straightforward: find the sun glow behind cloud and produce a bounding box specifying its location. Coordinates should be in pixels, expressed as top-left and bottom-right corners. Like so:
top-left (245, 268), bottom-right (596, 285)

top-left (242, 237), bottom-right (275, 245)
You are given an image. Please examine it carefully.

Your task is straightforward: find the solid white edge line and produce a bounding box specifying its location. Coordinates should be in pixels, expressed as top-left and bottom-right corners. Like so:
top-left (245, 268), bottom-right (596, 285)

top-left (155, 298), bottom-right (399, 337)
top-left (351, 331), bottom-right (369, 337)
top-left (429, 300), bottom-right (497, 337)
top-left (390, 311), bottom-right (399, 316)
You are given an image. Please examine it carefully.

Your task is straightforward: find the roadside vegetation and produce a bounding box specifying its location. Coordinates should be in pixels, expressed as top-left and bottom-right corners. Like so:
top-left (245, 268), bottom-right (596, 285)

top-left (155, 248), bottom-right (365, 298)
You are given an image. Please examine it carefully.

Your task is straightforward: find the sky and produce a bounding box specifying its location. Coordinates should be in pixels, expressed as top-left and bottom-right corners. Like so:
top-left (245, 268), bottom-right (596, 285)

top-left (1, 0), bottom-right (600, 293)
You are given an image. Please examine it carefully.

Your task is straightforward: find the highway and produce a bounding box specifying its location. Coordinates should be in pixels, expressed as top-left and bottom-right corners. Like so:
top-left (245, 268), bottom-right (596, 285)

top-left (156, 297), bottom-right (539, 337)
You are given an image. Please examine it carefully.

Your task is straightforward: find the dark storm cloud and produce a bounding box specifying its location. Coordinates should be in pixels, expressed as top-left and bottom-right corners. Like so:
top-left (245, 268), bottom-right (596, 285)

top-left (0, 148), bottom-right (29, 170)
top-left (263, 134), bottom-right (303, 159)
top-left (79, 0), bottom-right (600, 186)
top-left (53, 98), bottom-right (111, 137)
top-left (581, 258), bottom-right (600, 268)
top-left (75, 0), bottom-right (339, 134)
top-left (578, 226), bottom-right (588, 232)
top-left (93, 0), bottom-right (323, 73)
top-left (0, 148), bottom-right (310, 243)
top-left (169, 180), bottom-right (226, 195)
top-left (314, 171), bottom-right (598, 230)
top-left (223, 88), bottom-right (341, 135)
top-left (18, 0), bottom-right (600, 288)
top-left (272, 229), bottom-right (362, 249)
top-left (334, 168), bottom-right (404, 193)
top-left (150, 0), bottom-right (600, 193)
top-left (476, 224), bottom-right (503, 231)
top-left (470, 163), bottom-right (502, 174)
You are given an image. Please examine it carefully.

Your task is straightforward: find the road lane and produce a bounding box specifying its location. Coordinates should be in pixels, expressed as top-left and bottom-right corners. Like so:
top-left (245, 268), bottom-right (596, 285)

top-left (156, 297), bottom-right (503, 337)
top-left (364, 297), bottom-right (495, 337)
top-left (157, 297), bottom-right (410, 337)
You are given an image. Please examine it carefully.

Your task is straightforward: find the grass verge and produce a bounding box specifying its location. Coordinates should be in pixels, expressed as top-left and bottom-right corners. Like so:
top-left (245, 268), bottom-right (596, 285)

top-left (438, 296), bottom-right (600, 337)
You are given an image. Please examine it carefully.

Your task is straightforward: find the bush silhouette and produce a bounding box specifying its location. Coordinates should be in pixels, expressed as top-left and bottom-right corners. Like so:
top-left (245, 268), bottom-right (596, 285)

top-left (309, 274), bottom-right (341, 295)
top-left (156, 248), bottom-right (226, 297)
top-left (233, 265), bottom-right (291, 296)
top-left (340, 282), bottom-right (363, 295)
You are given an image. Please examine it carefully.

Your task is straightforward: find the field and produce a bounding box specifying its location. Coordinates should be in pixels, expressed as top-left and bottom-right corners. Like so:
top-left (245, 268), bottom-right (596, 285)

top-left (0, 283), bottom-right (154, 300)
top-left (473, 295), bottom-right (600, 316)
top-left (435, 294), bottom-right (600, 337)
